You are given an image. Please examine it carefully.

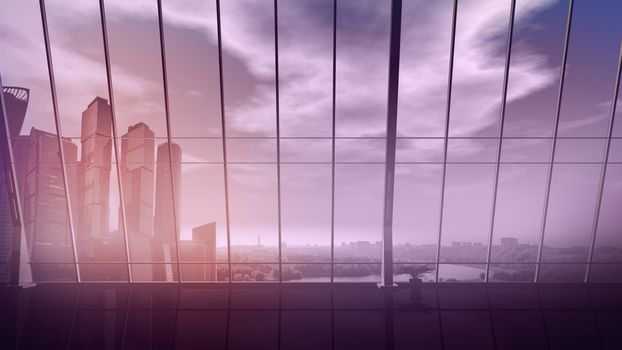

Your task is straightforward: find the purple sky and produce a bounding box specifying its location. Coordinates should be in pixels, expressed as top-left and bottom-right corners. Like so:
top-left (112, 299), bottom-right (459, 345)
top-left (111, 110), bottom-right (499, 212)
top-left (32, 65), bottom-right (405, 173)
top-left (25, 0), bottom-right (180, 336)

top-left (0, 0), bottom-right (621, 252)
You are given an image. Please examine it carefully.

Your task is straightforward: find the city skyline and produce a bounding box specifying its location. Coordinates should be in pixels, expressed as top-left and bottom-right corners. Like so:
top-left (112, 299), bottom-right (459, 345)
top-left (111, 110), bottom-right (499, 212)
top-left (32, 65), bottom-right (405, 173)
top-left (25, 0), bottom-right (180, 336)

top-left (1, 0), bottom-right (621, 284)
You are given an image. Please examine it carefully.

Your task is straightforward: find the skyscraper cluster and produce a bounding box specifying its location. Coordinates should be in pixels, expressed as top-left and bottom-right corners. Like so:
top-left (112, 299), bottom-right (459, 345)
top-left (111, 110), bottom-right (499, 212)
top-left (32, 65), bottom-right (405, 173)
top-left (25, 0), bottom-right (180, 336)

top-left (3, 92), bottom-right (216, 282)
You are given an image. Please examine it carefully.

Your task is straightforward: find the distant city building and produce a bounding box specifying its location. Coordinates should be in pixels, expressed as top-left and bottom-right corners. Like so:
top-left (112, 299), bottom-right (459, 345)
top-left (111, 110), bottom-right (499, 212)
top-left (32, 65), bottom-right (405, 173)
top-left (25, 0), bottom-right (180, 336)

top-left (120, 123), bottom-right (155, 237)
top-left (153, 142), bottom-right (181, 281)
top-left (154, 142), bottom-right (181, 243)
top-left (120, 123), bottom-right (155, 281)
top-left (78, 97), bottom-right (112, 246)
top-left (500, 237), bottom-right (519, 248)
top-left (179, 222), bottom-right (217, 281)
top-left (13, 128), bottom-right (78, 281)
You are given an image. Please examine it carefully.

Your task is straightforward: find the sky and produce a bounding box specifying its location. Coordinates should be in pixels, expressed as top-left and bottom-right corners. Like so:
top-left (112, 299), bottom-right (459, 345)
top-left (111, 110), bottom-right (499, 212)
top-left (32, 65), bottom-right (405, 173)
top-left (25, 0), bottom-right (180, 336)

top-left (0, 0), bottom-right (621, 254)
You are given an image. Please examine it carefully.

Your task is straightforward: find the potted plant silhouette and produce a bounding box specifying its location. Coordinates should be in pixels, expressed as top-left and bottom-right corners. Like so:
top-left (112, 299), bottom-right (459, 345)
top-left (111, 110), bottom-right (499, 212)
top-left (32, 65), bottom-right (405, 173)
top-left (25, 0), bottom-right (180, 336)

top-left (400, 265), bottom-right (434, 304)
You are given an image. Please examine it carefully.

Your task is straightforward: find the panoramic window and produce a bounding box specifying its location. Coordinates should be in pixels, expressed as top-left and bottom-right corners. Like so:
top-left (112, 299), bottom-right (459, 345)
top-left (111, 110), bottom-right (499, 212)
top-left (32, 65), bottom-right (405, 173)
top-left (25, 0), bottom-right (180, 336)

top-left (1, 0), bottom-right (621, 286)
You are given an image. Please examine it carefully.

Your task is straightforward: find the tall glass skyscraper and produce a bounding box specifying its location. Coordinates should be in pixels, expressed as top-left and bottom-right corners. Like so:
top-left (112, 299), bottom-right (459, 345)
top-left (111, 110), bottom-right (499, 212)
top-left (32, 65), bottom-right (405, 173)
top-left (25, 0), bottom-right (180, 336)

top-left (78, 97), bottom-right (112, 247)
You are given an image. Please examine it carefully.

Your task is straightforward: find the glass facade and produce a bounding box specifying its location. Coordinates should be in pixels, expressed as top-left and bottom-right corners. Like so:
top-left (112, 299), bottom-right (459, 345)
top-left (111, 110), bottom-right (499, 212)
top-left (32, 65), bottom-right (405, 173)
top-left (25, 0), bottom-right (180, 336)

top-left (1, 0), bottom-right (621, 285)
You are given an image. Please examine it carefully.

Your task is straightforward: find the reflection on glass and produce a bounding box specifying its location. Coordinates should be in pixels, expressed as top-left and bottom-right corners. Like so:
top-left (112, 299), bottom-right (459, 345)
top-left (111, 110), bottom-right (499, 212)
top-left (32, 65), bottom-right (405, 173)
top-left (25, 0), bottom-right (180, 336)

top-left (438, 264), bottom-right (486, 283)
top-left (588, 264), bottom-right (622, 283)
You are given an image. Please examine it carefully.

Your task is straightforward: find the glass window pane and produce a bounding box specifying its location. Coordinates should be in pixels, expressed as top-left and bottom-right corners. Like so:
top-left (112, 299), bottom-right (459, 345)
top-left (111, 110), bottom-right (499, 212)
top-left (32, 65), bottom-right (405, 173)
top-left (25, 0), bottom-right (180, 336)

top-left (227, 139), bottom-right (276, 163)
top-left (162, 0), bottom-right (222, 138)
top-left (281, 139), bottom-right (331, 163)
top-left (396, 139), bottom-right (444, 163)
top-left (491, 164), bottom-right (547, 263)
top-left (397, 0), bottom-right (453, 137)
top-left (440, 164), bottom-right (496, 263)
top-left (335, 164), bottom-right (384, 263)
top-left (393, 165), bottom-right (442, 263)
top-left (336, 139), bottom-right (385, 163)
top-left (281, 165), bottom-right (331, 263)
top-left (438, 264), bottom-right (486, 283)
top-left (558, 0), bottom-right (622, 137)
top-left (593, 164), bottom-right (622, 263)
top-left (173, 138), bottom-right (223, 163)
top-left (278, 0), bottom-right (333, 137)
top-left (541, 164), bottom-right (601, 263)
top-left (501, 139), bottom-right (552, 163)
top-left (45, 0), bottom-right (130, 282)
top-left (504, 0), bottom-right (567, 137)
top-left (554, 139), bottom-right (607, 163)
top-left (175, 164), bottom-right (228, 266)
top-left (335, 0), bottom-right (390, 137)
top-left (447, 139), bottom-right (498, 163)
top-left (228, 164), bottom-right (278, 262)
top-left (449, 0), bottom-right (511, 137)
top-left (221, 0), bottom-right (276, 137)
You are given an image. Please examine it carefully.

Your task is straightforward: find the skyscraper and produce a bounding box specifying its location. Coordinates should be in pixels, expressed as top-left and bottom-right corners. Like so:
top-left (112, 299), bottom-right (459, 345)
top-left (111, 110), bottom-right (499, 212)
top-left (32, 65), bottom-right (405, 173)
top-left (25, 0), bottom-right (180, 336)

top-left (179, 223), bottom-right (217, 281)
top-left (120, 123), bottom-right (155, 281)
top-left (120, 123), bottom-right (155, 236)
top-left (78, 97), bottom-right (112, 247)
top-left (2, 87), bottom-right (28, 138)
top-left (13, 128), bottom-right (78, 281)
top-left (154, 142), bottom-right (181, 242)
top-left (0, 86), bottom-right (29, 284)
top-left (153, 142), bottom-right (181, 281)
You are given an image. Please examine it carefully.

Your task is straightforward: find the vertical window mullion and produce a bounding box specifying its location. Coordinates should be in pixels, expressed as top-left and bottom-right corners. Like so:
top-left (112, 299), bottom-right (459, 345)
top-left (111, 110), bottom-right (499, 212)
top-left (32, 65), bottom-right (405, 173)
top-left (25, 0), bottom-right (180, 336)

top-left (535, 0), bottom-right (574, 283)
top-left (330, 0), bottom-right (338, 283)
top-left (434, 0), bottom-right (458, 283)
top-left (215, 0), bottom-right (233, 283)
top-left (38, 0), bottom-right (81, 283)
top-left (156, 0), bottom-right (182, 282)
top-left (274, 0), bottom-right (283, 283)
top-left (584, 42), bottom-right (622, 282)
top-left (98, 0), bottom-right (132, 283)
top-left (380, 0), bottom-right (403, 287)
top-left (484, 0), bottom-right (516, 283)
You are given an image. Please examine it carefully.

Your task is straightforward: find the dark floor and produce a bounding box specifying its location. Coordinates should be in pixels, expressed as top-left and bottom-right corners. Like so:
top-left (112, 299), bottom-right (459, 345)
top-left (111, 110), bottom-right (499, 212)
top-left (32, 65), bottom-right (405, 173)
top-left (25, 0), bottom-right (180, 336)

top-left (1, 283), bottom-right (621, 350)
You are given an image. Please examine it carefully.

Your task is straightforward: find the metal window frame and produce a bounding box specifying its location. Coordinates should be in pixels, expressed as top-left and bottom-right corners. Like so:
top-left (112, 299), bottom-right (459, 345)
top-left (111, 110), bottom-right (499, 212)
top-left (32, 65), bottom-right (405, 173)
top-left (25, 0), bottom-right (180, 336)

top-left (215, 0), bottom-right (234, 284)
top-left (7, 0), bottom-right (620, 285)
top-left (156, 0), bottom-right (183, 282)
top-left (434, 0), bottom-right (459, 283)
top-left (584, 41), bottom-right (622, 282)
top-left (38, 0), bottom-right (81, 283)
top-left (534, 0), bottom-right (574, 283)
top-left (484, 0), bottom-right (516, 282)
top-left (98, 0), bottom-right (133, 283)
